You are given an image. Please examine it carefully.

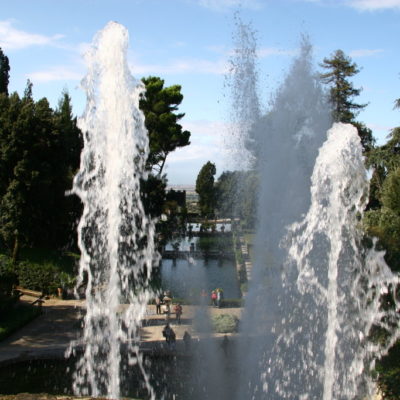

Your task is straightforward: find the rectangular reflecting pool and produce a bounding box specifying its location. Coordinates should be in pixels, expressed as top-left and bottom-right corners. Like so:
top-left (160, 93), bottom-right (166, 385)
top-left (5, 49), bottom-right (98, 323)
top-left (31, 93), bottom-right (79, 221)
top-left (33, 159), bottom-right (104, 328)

top-left (160, 257), bottom-right (240, 300)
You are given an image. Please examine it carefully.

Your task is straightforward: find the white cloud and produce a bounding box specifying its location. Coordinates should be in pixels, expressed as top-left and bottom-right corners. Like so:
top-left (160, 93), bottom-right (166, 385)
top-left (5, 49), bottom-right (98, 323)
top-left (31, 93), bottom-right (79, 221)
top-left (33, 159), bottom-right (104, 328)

top-left (349, 49), bottom-right (384, 57)
top-left (0, 20), bottom-right (64, 50)
top-left (130, 58), bottom-right (228, 75)
top-left (27, 66), bottom-right (82, 83)
top-left (168, 120), bottom-right (227, 163)
top-left (345, 0), bottom-right (400, 10)
top-left (196, 0), bottom-right (264, 11)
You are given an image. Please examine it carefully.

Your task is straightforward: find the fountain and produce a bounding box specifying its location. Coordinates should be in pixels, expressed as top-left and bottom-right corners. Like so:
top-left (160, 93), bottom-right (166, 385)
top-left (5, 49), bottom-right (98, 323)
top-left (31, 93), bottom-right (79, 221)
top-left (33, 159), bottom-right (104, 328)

top-left (67, 22), bottom-right (157, 399)
top-left (63, 18), bottom-right (400, 400)
top-left (232, 25), bottom-right (400, 400)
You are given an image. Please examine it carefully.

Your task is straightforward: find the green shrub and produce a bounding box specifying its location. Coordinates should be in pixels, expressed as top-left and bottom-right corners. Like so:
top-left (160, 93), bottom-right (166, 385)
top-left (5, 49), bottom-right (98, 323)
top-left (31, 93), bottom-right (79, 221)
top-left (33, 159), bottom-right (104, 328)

top-left (0, 255), bottom-right (19, 315)
top-left (211, 313), bottom-right (239, 333)
top-left (0, 255), bottom-right (17, 297)
top-left (17, 261), bottom-right (60, 294)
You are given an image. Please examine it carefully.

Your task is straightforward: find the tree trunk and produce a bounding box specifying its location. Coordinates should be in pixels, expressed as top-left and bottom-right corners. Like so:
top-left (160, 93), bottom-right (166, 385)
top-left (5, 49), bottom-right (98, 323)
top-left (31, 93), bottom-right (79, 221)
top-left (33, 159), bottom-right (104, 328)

top-left (12, 232), bottom-right (19, 265)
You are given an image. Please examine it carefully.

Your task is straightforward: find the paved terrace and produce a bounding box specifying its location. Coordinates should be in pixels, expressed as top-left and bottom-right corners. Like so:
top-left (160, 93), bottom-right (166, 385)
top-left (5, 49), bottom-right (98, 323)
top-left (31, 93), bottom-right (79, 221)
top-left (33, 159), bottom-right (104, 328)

top-left (0, 295), bottom-right (242, 365)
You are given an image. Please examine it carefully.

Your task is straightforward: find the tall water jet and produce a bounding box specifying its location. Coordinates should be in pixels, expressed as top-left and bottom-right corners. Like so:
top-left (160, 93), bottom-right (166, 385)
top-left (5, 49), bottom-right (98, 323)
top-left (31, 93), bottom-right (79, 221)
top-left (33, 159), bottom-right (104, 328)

top-left (68, 22), bottom-right (156, 399)
top-left (225, 13), bottom-right (260, 169)
top-left (231, 30), bottom-right (400, 396)
top-left (261, 123), bottom-right (400, 399)
top-left (235, 36), bottom-right (332, 399)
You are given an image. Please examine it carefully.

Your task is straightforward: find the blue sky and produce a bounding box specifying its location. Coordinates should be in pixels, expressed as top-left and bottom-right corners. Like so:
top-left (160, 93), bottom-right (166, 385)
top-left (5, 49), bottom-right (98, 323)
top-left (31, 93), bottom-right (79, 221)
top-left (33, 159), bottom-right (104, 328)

top-left (1, 0), bottom-right (399, 184)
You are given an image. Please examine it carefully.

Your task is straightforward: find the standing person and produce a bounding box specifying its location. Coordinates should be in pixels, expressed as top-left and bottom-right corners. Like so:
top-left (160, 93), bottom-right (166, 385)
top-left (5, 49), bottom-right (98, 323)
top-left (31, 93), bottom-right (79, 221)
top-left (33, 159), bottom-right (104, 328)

top-left (170, 328), bottom-right (176, 350)
top-left (155, 296), bottom-right (161, 315)
top-left (211, 290), bottom-right (217, 307)
top-left (174, 303), bottom-right (183, 324)
top-left (162, 323), bottom-right (175, 349)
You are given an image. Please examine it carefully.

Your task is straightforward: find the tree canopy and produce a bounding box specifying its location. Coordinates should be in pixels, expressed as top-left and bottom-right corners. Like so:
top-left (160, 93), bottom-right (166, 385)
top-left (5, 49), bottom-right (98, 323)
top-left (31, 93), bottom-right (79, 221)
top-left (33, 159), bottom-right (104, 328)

top-left (196, 161), bottom-right (216, 217)
top-left (320, 49), bottom-right (374, 151)
top-left (0, 83), bottom-right (82, 257)
top-left (320, 49), bottom-right (366, 123)
top-left (139, 76), bottom-right (190, 175)
top-left (215, 170), bottom-right (258, 228)
top-left (364, 126), bottom-right (400, 271)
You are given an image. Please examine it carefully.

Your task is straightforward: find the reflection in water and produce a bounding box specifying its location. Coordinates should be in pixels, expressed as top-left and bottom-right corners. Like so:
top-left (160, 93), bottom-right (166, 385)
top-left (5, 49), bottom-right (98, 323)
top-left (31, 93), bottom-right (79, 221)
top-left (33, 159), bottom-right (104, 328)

top-left (160, 258), bottom-right (240, 299)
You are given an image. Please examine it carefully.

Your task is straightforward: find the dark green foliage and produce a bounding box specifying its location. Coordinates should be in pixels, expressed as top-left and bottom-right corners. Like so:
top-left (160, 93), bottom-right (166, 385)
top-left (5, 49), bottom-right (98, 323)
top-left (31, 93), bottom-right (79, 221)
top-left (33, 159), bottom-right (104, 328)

top-left (351, 120), bottom-right (375, 153)
top-left (0, 47), bottom-right (10, 96)
top-left (320, 49), bottom-right (374, 151)
top-left (376, 340), bottom-right (400, 399)
top-left (196, 161), bottom-right (216, 217)
top-left (17, 261), bottom-right (60, 294)
top-left (320, 49), bottom-right (367, 123)
top-left (0, 254), bottom-right (18, 315)
top-left (363, 104), bottom-right (400, 399)
top-left (140, 174), bottom-right (167, 218)
top-left (0, 254), bottom-right (17, 296)
top-left (364, 128), bottom-right (400, 272)
top-left (139, 76), bottom-right (190, 175)
top-left (0, 85), bottom-right (82, 252)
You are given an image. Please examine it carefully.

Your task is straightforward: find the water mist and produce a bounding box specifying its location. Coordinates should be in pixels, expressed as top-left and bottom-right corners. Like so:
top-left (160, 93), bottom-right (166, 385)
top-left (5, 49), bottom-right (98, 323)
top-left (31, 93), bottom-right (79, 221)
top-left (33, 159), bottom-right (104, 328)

top-left (67, 22), bottom-right (156, 399)
top-left (232, 30), bottom-right (400, 400)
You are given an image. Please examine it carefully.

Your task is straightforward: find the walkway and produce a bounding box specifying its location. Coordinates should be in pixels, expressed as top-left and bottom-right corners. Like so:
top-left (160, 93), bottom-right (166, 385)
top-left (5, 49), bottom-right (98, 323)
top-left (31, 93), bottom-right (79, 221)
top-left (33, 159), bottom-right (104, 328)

top-left (0, 295), bottom-right (242, 365)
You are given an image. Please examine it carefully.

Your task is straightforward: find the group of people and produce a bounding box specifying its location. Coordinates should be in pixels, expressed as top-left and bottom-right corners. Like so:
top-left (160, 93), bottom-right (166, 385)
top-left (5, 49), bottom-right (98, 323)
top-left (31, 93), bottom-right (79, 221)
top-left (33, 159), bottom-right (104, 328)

top-left (210, 288), bottom-right (224, 308)
top-left (162, 323), bottom-right (192, 351)
top-left (155, 291), bottom-right (183, 324)
top-left (199, 288), bottom-right (224, 307)
top-left (162, 323), bottom-right (229, 355)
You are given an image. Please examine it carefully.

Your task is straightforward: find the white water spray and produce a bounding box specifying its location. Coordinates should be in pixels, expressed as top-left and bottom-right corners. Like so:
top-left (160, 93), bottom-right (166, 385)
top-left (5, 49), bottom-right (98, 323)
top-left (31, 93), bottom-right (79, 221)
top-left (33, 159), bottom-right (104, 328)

top-left (67, 22), bottom-right (156, 399)
top-left (266, 123), bottom-right (400, 399)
